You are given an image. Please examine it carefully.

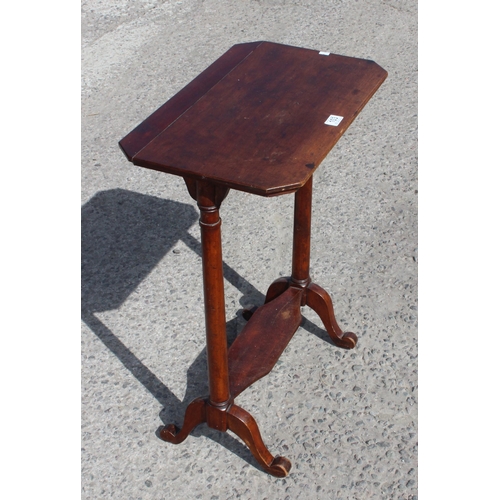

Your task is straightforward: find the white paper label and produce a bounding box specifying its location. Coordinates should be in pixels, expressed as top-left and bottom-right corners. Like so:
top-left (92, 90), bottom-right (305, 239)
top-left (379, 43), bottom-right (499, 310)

top-left (319, 51), bottom-right (330, 56)
top-left (325, 115), bottom-right (343, 126)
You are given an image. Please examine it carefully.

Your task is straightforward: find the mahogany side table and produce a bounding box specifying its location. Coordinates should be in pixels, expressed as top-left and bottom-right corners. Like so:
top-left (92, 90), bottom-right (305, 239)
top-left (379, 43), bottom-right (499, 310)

top-left (119, 41), bottom-right (387, 477)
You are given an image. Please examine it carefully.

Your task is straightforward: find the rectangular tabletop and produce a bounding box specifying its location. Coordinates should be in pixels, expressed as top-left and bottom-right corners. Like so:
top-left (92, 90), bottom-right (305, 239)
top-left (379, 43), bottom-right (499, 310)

top-left (120, 41), bottom-right (387, 196)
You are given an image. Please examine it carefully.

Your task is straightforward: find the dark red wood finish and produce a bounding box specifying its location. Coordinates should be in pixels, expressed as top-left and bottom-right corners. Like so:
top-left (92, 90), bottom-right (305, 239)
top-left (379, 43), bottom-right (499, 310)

top-left (120, 41), bottom-right (387, 196)
top-left (120, 41), bottom-right (387, 476)
top-left (228, 286), bottom-right (303, 398)
top-left (119, 42), bottom-right (262, 161)
top-left (197, 182), bottom-right (231, 412)
top-left (292, 176), bottom-right (313, 288)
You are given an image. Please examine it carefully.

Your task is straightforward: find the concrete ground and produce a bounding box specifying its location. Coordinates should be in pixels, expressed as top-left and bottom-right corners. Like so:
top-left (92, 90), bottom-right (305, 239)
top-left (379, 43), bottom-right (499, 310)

top-left (81, 1), bottom-right (417, 498)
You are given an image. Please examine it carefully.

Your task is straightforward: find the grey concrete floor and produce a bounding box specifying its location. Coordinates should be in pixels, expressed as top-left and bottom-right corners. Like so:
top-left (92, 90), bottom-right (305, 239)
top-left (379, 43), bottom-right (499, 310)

top-left (81, 1), bottom-right (417, 498)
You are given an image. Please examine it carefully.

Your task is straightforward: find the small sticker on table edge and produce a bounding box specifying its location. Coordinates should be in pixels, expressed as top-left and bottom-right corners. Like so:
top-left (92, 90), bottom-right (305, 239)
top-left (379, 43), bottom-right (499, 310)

top-left (325, 115), bottom-right (343, 126)
top-left (319, 51), bottom-right (330, 56)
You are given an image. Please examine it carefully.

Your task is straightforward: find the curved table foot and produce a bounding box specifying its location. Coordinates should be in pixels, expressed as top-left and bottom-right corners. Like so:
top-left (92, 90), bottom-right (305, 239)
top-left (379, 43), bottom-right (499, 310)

top-left (264, 277), bottom-right (290, 303)
top-left (240, 278), bottom-right (290, 322)
top-left (241, 305), bottom-right (258, 321)
top-left (159, 397), bottom-right (207, 444)
top-left (227, 404), bottom-right (291, 477)
top-left (305, 282), bottom-right (358, 349)
top-left (238, 277), bottom-right (291, 322)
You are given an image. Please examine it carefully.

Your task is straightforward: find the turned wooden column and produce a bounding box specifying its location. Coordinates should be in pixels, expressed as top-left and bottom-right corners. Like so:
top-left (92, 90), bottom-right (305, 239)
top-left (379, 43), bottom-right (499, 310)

top-left (291, 176), bottom-right (313, 298)
top-left (196, 181), bottom-right (232, 424)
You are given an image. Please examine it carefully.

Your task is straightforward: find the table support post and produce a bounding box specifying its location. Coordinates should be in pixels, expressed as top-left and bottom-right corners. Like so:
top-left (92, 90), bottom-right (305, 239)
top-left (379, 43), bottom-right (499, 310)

top-left (161, 179), bottom-right (292, 476)
top-left (292, 176), bottom-right (313, 295)
top-left (196, 182), bottom-right (232, 420)
top-left (264, 175), bottom-right (358, 349)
